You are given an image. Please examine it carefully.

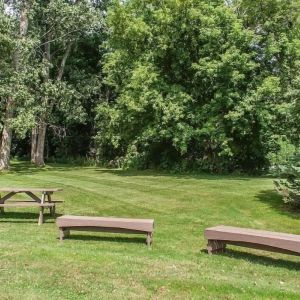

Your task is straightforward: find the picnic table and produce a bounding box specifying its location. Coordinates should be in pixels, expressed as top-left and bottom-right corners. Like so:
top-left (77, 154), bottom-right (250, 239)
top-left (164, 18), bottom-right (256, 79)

top-left (0, 188), bottom-right (63, 225)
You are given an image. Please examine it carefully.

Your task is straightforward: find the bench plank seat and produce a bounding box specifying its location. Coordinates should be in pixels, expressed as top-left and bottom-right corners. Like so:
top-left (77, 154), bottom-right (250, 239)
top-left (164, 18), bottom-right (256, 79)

top-left (205, 225), bottom-right (300, 256)
top-left (57, 215), bottom-right (155, 246)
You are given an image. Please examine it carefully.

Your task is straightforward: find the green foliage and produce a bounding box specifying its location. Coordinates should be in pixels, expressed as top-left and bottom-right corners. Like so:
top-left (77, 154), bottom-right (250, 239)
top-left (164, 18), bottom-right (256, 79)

top-left (274, 153), bottom-right (300, 207)
top-left (25, 0), bottom-right (102, 126)
top-left (2, 0), bottom-right (108, 160)
top-left (267, 138), bottom-right (298, 171)
top-left (95, 0), bottom-right (300, 172)
top-left (1, 0), bottom-right (299, 171)
top-left (0, 0), bottom-right (38, 136)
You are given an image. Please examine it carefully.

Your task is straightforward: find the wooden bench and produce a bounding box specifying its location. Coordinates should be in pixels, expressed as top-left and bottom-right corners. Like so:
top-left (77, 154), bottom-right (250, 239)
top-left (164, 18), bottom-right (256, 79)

top-left (0, 202), bottom-right (56, 225)
top-left (56, 215), bottom-right (155, 246)
top-left (205, 225), bottom-right (300, 256)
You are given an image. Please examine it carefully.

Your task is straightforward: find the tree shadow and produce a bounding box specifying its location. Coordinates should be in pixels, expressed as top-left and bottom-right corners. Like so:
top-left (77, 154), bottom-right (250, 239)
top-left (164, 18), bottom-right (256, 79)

top-left (95, 169), bottom-right (256, 181)
top-left (8, 161), bottom-right (269, 182)
top-left (64, 233), bottom-right (146, 245)
top-left (255, 189), bottom-right (300, 220)
top-left (8, 162), bottom-right (82, 175)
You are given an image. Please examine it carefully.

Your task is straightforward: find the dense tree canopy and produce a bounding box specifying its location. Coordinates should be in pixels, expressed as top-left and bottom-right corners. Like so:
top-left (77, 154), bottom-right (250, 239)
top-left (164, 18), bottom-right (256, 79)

top-left (95, 0), bottom-right (300, 172)
top-left (0, 0), bottom-right (299, 172)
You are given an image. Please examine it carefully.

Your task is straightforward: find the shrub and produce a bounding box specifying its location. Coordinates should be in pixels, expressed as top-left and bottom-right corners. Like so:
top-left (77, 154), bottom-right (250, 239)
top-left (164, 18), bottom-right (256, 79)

top-left (274, 153), bottom-right (300, 207)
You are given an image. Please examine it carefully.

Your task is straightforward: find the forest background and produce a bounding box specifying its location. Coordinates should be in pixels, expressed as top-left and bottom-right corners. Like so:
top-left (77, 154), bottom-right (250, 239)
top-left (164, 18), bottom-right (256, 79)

top-left (0, 0), bottom-right (299, 174)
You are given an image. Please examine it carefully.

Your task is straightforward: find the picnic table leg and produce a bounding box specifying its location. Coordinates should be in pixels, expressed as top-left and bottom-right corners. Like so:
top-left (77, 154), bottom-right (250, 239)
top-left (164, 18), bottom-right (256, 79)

top-left (0, 192), bottom-right (16, 214)
top-left (0, 195), bottom-right (4, 214)
top-left (51, 204), bottom-right (56, 216)
top-left (47, 193), bottom-right (55, 216)
top-left (25, 191), bottom-right (42, 203)
top-left (41, 192), bottom-right (46, 204)
top-left (38, 206), bottom-right (44, 225)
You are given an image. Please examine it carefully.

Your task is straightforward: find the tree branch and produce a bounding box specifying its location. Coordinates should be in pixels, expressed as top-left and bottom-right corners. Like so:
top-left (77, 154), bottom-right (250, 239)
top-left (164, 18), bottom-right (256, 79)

top-left (56, 41), bottom-right (73, 81)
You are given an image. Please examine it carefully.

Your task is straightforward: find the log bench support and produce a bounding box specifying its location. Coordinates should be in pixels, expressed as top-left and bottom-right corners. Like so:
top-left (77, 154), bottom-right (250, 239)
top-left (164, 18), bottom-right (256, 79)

top-left (57, 216), bottom-right (155, 247)
top-left (146, 232), bottom-right (153, 247)
top-left (207, 240), bottom-right (226, 254)
top-left (59, 228), bottom-right (70, 241)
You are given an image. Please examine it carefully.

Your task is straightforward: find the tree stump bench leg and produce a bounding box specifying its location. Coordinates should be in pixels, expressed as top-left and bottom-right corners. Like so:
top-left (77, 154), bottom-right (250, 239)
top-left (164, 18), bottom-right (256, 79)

top-left (38, 206), bottom-right (44, 225)
top-left (0, 207), bottom-right (4, 214)
top-left (146, 232), bottom-right (153, 247)
top-left (59, 228), bottom-right (70, 241)
top-left (207, 240), bottom-right (226, 254)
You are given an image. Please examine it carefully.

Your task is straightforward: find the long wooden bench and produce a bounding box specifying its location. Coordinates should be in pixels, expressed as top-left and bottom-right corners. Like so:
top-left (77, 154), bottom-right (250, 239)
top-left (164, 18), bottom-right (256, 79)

top-left (205, 225), bottom-right (300, 256)
top-left (56, 215), bottom-right (155, 246)
top-left (0, 201), bottom-right (56, 225)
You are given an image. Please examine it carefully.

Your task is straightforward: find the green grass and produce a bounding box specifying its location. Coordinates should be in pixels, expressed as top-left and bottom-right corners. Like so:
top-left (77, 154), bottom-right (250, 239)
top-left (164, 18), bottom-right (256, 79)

top-left (0, 161), bottom-right (300, 299)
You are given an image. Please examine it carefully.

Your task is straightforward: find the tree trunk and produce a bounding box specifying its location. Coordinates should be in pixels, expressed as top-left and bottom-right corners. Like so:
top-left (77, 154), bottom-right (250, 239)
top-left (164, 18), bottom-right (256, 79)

top-left (34, 123), bottom-right (47, 167)
top-left (31, 127), bottom-right (38, 163)
top-left (0, 2), bottom-right (29, 170)
top-left (31, 122), bottom-right (47, 167)
top-left (57, 42), bottom-right (73, 81)
top-left (0, 97), bottom-right (13, 170)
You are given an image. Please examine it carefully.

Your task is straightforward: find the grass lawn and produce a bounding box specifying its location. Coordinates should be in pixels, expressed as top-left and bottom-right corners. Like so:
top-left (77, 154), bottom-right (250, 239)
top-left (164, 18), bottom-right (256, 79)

top-left (0, 162), bottom-right (300, 299)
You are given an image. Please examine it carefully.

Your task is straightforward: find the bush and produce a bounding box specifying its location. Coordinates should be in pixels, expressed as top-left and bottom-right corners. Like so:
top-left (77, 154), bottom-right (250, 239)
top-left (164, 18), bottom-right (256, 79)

top-left (274, 153), bottom-right (300, 207)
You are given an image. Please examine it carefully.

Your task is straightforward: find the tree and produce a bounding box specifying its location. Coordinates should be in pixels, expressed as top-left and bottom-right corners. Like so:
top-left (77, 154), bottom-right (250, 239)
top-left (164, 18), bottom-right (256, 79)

top-left (0, 0), bottom-right (30, 170)
top-left (95, 0), bottom-right (300, 172)
top-left (95, 0), bottom-right (257, 171)
top-left (28, 0), bottom-right (102, 166)
top-left (233, 0), bottom-right (300, 155)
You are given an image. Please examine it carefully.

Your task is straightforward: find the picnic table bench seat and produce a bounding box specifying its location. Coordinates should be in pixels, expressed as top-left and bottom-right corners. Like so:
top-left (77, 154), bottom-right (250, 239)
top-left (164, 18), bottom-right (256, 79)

top-left (57, 215), bottom-right (155, 246)
top-left (205, 225), bottom-right (300, 256)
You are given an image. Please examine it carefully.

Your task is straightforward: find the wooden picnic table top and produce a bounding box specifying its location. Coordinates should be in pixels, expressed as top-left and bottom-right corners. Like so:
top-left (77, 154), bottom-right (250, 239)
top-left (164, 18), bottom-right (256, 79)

top-left (0, 188), bottom-right (62, 193)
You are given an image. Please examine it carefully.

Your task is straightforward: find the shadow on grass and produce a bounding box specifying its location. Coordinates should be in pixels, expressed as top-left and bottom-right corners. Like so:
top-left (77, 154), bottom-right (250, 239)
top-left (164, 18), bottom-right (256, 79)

top-left (223, 249), bottom-right (300, 271)
top-left (0, 211), bottom-right (58, 223)
top-left (7, 162), bottom-right (83, 175)
top-left (255, 190), bottom-right (300, 220)
top-left (201, 248), bottom-right (300, 271)
top-left (65, 234), bottom-right (146, 245)
top-left (7, 161), bottom-right (258, 181)
top-left (94, 169), bottom-right (256, 181)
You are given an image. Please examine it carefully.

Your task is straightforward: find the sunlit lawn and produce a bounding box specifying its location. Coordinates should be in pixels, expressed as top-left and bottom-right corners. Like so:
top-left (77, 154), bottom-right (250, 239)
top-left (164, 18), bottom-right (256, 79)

top-left (0, 161), bottom-right (299, 299)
